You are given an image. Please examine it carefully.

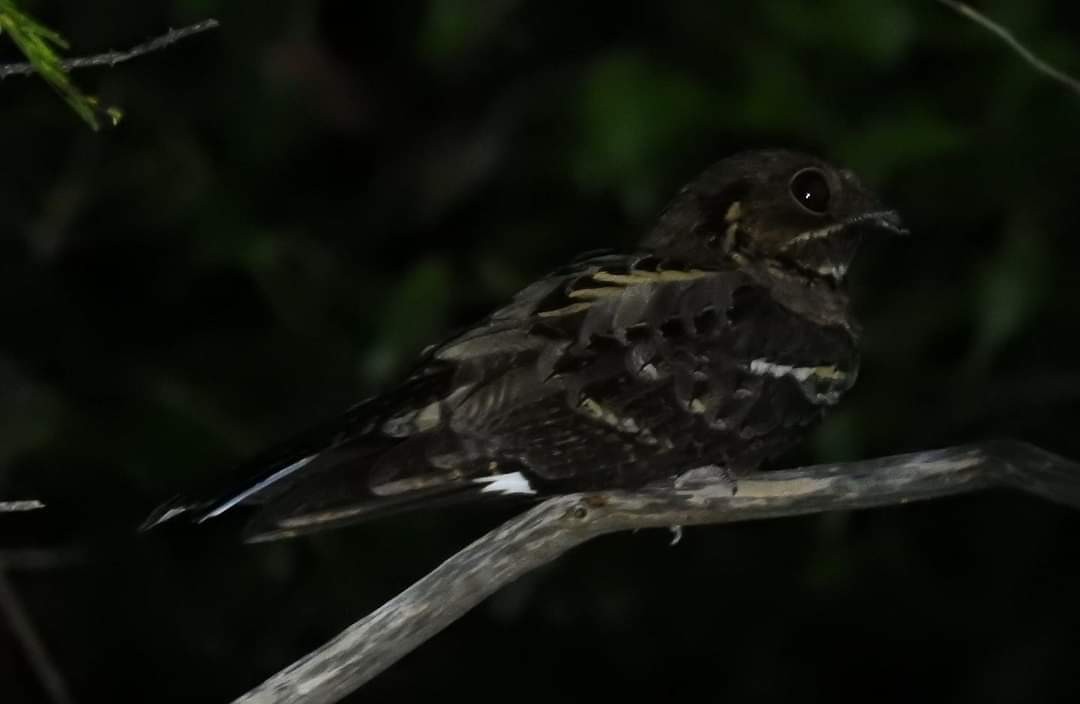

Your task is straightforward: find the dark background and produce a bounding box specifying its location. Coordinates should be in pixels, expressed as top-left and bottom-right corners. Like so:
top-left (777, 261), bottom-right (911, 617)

top-left (2, 1), bottom-right (1079, 702)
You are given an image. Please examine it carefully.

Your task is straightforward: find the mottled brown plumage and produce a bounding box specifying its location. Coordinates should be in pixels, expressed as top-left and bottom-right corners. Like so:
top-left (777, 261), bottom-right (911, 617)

top-left (144, 149), bottom-right (905, 541)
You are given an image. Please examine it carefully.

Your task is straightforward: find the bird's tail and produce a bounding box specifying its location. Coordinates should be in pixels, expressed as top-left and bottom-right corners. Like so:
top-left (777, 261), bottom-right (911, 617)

top-left (139, 399), bottom-right (541, 543)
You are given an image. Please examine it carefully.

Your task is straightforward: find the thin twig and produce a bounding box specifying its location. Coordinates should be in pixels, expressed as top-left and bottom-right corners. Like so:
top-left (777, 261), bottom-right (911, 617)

top-left (231, 439), bottom-right (1080, 704)
top-left (936, 0), bottom-right (1080, 97)
top-left (0, 19), bottom-right (220, 79)
top-left (0, 569), bottom-right (75, 704)
top-left (0, 499), bottom-right (45, 512)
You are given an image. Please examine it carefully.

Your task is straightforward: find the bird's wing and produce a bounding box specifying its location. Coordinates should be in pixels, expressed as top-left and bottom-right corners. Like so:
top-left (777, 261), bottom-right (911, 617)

top-left (432, 254), bottom-right (858, 491)
top-left (144, 253), bottom-right (855, 541)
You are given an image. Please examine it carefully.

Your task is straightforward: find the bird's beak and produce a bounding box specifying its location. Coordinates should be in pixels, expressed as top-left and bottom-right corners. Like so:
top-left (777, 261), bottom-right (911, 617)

top-left (848, 209), bottom-right (908, 237)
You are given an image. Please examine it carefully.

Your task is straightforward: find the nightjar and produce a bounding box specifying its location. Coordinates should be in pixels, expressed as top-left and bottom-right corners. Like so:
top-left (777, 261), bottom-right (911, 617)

top-left (144, 149), bottom-right (905, 541)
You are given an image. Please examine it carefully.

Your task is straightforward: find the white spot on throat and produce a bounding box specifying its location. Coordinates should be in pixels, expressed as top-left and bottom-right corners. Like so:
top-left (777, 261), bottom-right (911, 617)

top-left (783, 223), bottom-right (844, 248)
top-left (475, 472), bottom-right (536, 496)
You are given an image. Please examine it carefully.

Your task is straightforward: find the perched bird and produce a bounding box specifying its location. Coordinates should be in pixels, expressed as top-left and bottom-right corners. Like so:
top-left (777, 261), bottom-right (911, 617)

top-left (144, 149), bottom-right (906, 542)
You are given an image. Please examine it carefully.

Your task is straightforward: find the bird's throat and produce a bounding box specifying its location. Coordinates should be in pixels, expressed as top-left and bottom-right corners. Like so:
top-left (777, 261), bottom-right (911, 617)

top-left (733, 252), bottom-right (854, 331)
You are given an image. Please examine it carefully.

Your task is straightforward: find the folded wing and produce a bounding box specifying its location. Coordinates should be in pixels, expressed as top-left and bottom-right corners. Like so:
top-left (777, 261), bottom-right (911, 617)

top-left (143, 253), bottom-right (855, 541)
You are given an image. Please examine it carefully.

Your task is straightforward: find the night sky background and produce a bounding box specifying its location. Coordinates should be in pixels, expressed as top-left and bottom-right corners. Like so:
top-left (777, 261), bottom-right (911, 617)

top-left (2, 1), bottom-right (1080, 702)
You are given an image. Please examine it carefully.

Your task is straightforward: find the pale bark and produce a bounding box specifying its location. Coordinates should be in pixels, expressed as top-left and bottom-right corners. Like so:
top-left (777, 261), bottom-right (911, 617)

top-left (232, 439), bottom-right (1080, 704)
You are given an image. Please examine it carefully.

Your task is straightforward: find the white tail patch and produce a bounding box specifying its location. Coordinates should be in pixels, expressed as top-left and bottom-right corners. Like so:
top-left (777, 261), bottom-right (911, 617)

top-left (199, 454), bottom-right (318, 521)
top-left (474, 472), bottom-right (535, 495)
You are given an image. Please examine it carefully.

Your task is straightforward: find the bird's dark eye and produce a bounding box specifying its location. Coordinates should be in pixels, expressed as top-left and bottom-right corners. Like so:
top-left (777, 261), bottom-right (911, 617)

top-left (789, 168), bottom-right (830, 215)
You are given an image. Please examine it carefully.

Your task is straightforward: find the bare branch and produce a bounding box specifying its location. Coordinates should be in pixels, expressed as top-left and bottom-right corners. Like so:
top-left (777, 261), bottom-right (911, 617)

top-left (231, 439), bottom-right (1080, 704)
top-left (0, 499), bottom-right (45, 512)
top-left (0, 19), bottom-right (220, 79)
top-left (936, 0), bottom-right (1080, 98)
top-left (0, 569), bottom-right (74, 704)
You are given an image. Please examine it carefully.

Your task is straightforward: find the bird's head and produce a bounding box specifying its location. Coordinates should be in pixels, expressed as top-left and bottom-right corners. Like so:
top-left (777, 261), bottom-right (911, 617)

top-left (642, 149), bottom-right (906, 283)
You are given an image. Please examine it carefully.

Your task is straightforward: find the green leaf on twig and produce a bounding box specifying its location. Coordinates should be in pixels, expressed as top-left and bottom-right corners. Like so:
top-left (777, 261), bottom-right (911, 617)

top-left (0, 0), bottom-right (105, 129)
